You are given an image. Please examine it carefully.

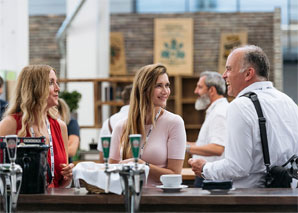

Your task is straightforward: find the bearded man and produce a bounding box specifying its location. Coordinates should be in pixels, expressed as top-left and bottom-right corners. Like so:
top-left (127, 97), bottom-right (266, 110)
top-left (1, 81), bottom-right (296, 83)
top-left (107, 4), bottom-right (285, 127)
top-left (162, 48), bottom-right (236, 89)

top-left (186, 71), bottom-right (229, 187)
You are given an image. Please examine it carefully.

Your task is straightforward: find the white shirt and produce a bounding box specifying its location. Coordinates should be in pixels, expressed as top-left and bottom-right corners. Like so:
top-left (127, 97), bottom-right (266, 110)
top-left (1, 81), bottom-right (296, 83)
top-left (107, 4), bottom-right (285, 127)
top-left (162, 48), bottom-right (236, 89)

top-left (203, 82), bottom-right (298, 188)
top-left (97, 105), bottom-right (129, 151)
top-left (193, 97), bottom-right (229, 162)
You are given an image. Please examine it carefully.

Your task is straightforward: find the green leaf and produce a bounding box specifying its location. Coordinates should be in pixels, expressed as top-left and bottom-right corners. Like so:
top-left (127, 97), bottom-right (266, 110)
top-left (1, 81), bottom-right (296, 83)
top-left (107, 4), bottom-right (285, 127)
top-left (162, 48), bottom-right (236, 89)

top-left (59, 90), bottom-right (82, 112)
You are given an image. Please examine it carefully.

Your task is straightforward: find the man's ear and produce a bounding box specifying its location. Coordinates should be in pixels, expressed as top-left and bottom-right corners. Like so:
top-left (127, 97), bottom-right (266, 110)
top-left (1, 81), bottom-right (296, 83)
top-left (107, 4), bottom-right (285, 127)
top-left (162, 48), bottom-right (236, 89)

top-left (245, 67), bottom-right (255, 81)
top-left (208, 86), bottom-right (216, 96)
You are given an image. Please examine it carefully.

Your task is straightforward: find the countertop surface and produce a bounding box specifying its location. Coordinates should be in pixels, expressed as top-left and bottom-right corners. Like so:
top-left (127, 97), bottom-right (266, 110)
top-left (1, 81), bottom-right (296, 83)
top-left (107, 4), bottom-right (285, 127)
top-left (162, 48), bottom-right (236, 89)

top-left (4, 187), bottom-right (297, 212)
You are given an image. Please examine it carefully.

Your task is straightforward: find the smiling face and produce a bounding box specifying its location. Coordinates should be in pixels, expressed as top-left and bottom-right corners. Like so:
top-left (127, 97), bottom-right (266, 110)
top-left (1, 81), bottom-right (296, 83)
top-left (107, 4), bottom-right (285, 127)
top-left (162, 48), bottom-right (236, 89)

top-left (47, 70), bottom-right (60, 108)
top-left (152, 73), bottom-right (170, 108)
top-left (223, 50), bottom-right (247, 97)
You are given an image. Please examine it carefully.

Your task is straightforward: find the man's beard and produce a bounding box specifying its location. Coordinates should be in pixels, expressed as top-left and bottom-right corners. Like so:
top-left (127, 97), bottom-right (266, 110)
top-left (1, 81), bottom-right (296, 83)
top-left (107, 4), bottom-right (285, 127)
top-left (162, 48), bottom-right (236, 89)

top-left (195, 93), bottom-right (211, 110)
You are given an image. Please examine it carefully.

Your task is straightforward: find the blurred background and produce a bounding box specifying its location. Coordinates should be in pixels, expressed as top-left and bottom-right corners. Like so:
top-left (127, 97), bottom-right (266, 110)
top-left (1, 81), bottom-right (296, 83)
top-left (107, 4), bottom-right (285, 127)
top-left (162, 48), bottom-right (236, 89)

top-left (0, 0), bottom-right (297, 155)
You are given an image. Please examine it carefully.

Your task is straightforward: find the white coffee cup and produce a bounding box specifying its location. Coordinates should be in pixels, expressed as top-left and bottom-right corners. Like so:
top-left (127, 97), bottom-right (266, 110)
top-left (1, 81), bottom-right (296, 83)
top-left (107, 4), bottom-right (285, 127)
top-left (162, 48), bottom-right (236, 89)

top-left (160, 174), bottom-right (182, 188)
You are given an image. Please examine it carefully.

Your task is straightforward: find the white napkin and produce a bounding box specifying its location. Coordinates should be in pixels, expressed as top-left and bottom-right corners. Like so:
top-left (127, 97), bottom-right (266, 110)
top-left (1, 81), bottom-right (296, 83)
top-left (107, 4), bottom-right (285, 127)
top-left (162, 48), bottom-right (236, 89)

top-left (73, 162), bottom-right (149, 195)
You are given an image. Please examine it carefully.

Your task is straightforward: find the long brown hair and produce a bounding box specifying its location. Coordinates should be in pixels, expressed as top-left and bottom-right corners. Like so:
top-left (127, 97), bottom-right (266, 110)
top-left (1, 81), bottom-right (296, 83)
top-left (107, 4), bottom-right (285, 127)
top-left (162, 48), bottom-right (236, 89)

top-left (121, 63), bottom-right (167, 159)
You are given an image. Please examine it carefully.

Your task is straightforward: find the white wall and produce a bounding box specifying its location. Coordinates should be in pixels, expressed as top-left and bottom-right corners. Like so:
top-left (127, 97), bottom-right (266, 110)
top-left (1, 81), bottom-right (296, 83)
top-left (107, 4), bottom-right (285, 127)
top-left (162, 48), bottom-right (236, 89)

top-left (0, 0), bottom-right (29, 79)
top-left (66, 0), bottom-right (110, 150)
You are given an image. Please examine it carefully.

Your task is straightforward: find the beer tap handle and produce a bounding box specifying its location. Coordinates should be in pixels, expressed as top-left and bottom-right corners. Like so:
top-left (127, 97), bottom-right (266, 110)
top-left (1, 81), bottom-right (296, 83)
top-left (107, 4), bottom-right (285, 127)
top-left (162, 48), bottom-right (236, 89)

top-left (5, 135), bottom-right (18, 167)
top-left (129, 134), bottom-right (142, 170)
top-left (101, 135), bottom-right (111, 170)
top-left (101, 135), bottom-right (111, 193)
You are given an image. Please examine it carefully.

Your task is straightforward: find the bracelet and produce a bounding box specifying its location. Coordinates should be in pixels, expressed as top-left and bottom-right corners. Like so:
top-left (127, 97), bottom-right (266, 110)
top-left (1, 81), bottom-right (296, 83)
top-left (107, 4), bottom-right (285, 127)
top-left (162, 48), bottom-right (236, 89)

top-left (186, 144), bottom-right (191, 153)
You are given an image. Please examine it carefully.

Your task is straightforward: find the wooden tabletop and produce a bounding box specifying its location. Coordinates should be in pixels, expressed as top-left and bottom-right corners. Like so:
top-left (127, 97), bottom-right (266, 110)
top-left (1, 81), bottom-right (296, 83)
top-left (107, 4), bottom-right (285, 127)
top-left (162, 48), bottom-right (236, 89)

top-left (181, 167), bottom-right (195, 180)
top-left (13, 187), bottom-right (298, 212)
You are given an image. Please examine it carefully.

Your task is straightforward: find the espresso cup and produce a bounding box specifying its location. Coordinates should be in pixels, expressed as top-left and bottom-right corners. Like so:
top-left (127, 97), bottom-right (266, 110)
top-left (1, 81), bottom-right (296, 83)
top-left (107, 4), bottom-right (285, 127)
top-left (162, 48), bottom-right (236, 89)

top-left (160, 174), bottom-right (182, 188)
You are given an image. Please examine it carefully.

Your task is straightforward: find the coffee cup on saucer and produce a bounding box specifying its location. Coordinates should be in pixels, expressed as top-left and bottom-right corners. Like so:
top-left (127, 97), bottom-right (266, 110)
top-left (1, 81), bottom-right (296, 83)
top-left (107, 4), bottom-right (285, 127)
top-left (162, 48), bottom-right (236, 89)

top-left (160, 174), bottom-right (182, 188)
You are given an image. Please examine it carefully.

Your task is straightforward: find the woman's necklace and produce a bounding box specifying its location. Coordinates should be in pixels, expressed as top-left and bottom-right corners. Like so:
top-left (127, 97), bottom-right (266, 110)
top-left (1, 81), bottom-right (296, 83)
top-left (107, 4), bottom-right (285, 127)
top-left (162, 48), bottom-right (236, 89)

top-left (140, 107), bottom-right (162, 158)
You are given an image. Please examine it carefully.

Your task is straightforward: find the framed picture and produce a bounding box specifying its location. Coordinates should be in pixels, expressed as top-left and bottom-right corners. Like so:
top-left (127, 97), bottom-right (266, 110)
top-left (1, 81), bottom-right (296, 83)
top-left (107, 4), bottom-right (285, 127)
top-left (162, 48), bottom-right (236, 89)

top-left (218, 32), bottom-right (248, 74)
top-left (110, 32), bottom-right (127, 76)
top-left (154, 18), bottom-right (193, 75)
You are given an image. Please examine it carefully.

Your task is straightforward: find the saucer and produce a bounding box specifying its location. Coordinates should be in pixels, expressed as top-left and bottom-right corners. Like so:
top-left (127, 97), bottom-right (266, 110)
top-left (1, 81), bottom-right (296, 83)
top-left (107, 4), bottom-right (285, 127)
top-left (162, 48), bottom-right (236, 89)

top-left (206, 188), bottom-right (235, 195)
top-left (156, 185), bottom-right (188, 192)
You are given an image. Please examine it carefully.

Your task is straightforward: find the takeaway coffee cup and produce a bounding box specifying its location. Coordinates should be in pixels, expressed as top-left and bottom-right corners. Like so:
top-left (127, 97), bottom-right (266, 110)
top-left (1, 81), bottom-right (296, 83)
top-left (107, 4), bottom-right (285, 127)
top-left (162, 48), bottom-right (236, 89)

top-left (160, 174), bottom-right (182, 188)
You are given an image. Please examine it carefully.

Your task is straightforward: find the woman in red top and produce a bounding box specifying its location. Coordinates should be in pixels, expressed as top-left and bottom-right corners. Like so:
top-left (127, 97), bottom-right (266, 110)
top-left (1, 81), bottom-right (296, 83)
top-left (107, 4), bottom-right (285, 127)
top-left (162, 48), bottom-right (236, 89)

top-left (0, 65), bottom-right (73, 187)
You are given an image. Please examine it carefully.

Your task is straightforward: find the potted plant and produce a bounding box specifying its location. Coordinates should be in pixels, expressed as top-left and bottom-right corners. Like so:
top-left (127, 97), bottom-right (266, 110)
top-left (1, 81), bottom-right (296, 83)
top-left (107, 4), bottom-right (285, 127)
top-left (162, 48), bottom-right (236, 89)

top-left (59, 90), bottom-right (82, 118)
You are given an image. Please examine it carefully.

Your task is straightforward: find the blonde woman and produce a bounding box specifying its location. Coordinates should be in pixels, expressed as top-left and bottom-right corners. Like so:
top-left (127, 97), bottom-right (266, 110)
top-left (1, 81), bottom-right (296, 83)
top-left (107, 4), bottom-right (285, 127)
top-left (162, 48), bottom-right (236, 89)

top-left (0, 65), bottom-right (73, 188)
top-left (109, 64), bottom-right (186, 186)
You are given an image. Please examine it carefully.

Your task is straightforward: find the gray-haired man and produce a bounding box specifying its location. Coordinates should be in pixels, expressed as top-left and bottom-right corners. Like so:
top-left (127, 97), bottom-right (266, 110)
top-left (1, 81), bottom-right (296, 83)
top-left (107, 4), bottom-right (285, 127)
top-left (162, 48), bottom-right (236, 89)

top-left (186, 71), bottom-right (229, 187)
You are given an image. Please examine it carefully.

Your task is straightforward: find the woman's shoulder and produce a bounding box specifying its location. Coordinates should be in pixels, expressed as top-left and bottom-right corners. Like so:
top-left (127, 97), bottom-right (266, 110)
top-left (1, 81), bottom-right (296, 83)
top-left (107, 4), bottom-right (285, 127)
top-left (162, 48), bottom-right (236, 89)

top-left (0, 115), bottom-right (18, 136)
top-left (57, 118), bottom-right (67, 130)
top-left (10, 113), bottom-right (21, 120)
top-left (48, 116), bottom-right (66, 132)
top-left (113, 117), bottom-right (127, 130)
top-left (161, 109), bottom-right (184, 123)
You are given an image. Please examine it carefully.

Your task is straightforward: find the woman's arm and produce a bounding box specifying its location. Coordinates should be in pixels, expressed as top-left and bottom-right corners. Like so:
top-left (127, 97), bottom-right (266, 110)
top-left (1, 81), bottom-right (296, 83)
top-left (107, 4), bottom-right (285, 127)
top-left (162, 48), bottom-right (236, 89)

top-left (146, 159), bottom-right (184, 181)
top-left (0, 116), bottom-right (17, 136)
top-left (109, 158), bottom-right (120, 164)
top-left (58, 119), bottom-right (74, 187)
top-left (187, 143), bottom-right (224, 156)
top-left (68, 134), bottom-right (79, 157)
top-left (58, 119), bottom-right (69, 162)
top-left (120, 158), bottom-right (184, 180)
top-left (108, 120), bottom-right (125, 164)
top-left (67, 119), bottom-right (80, 157)
top-left (99, 151), bottom-right (104, 163)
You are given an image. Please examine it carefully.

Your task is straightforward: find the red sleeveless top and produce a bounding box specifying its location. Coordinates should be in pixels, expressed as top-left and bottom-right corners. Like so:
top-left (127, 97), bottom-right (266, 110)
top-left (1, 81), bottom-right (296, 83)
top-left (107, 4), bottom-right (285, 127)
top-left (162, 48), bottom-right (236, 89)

top-left (12, 113), bottom-right (67, 187)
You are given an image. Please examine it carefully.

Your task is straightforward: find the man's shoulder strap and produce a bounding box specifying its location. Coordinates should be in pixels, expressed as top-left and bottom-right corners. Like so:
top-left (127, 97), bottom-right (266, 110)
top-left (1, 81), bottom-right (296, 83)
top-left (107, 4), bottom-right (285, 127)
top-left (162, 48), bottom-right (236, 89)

top-left (241, 91), bottom-right (271, 167)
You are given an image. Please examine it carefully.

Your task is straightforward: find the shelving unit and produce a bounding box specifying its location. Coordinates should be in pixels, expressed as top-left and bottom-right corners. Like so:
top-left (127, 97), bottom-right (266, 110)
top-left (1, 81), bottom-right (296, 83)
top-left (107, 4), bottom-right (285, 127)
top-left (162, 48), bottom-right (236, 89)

top-left (60, 75), bottom-right (205, 167)
top-left (59, 77), bottom-right (134, 128)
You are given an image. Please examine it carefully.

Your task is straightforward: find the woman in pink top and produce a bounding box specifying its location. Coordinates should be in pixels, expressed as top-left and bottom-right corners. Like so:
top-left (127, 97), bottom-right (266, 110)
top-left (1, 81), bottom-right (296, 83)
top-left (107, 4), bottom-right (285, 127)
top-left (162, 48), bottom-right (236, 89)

top-left (109, 64), bottom-right (186, 186)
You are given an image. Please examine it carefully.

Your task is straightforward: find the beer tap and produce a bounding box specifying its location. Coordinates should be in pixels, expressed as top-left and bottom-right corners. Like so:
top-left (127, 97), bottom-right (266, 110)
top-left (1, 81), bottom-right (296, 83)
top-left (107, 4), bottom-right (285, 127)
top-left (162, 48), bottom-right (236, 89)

top-left (0, 135), bottom-right (22, 213)
top-left (118, 134), bottom-right (146, 213)
top-left (100, 135), bottom-right (112, 193)
top-left (101, 134), bottom-right (146, 213)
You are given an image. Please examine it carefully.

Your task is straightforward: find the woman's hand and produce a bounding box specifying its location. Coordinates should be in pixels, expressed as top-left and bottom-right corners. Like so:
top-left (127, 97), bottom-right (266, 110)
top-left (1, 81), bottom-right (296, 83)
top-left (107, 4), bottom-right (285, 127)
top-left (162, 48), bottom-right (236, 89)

top-left (60, 163), bottom-right (74, 182)
top-left (120, 158), bottom-right (145, 164)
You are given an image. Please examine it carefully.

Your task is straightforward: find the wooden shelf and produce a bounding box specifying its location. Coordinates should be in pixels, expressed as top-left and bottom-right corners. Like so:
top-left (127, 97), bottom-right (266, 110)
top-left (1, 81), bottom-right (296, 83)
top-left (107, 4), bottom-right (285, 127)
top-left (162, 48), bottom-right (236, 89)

top-left (95, 100), bottom-right (124, 106)
top-left (79, 125), bottom-right (100, 129)
top-left (59, 77), bottom-right (134, 128)
top-left (185, 124), bottom-right (202, 129)
top-left (59, 77), bottom-right (134, 83)
top-left (181, 98), bottom-right (196, 103)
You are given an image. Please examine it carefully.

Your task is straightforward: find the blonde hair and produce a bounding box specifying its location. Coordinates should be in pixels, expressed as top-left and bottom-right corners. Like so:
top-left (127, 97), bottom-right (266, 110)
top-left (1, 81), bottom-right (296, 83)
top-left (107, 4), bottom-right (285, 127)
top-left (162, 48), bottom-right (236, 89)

top-left (57, 98), bottom-right (71, 125)
top-left (5, 65), bottom-right (57, 137)
top-left (121, 63), bottom-right (167, 159)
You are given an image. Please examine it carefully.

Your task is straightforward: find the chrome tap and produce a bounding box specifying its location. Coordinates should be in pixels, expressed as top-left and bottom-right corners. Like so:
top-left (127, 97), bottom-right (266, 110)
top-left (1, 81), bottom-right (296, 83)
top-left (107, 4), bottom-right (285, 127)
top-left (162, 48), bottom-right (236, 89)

top-left (0, 135), bottom-right (22, 213)
top-left (101, 134), bottom-right (146, 213)
top-left (100, 135), bottom-right (112, 193)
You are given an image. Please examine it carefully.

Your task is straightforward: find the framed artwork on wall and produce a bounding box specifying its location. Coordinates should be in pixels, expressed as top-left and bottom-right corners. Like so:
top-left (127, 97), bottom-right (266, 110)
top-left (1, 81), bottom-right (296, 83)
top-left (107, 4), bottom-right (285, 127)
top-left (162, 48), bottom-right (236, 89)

top-left (154, 18), bottom-right (193, 75)
top-left (218, 31), bottom-right (248, 74)
top-left (110, 32), bottom-right (127, 76)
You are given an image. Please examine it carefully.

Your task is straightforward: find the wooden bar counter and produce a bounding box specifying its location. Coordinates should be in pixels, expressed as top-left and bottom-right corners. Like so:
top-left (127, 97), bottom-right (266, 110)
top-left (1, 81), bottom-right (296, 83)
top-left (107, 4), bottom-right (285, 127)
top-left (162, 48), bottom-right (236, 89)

top-left (14, 187), bottom-right (298, 212)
